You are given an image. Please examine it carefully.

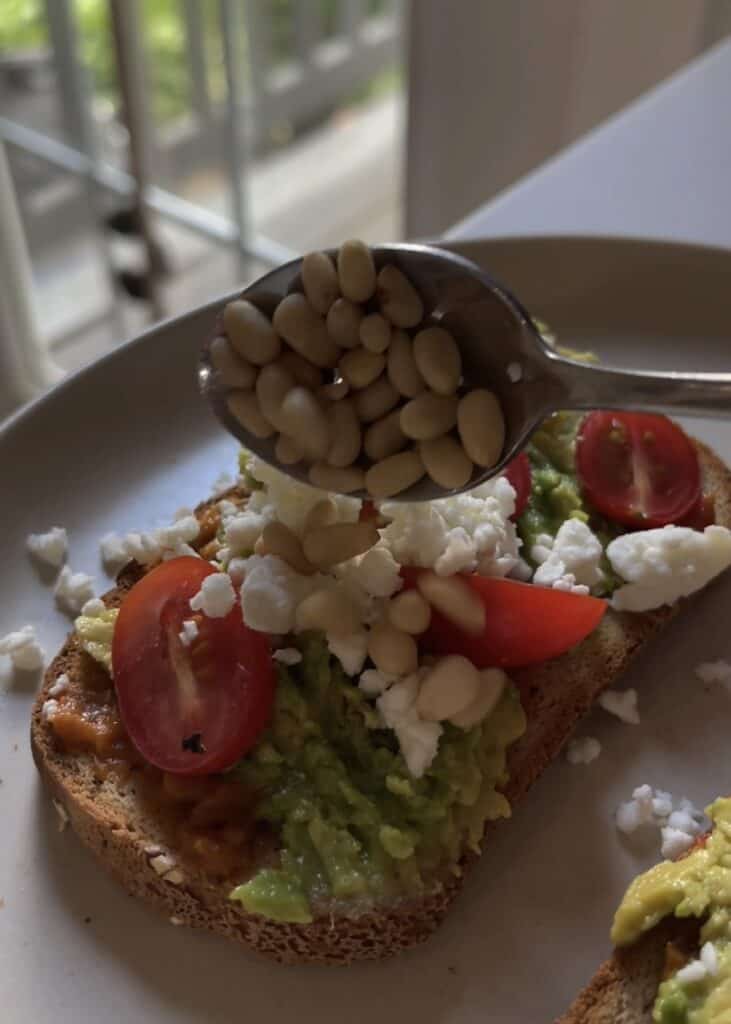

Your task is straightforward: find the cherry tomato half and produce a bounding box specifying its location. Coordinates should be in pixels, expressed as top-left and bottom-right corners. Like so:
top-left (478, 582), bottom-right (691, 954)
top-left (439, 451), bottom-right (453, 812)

top-left (402, 569), bottom-right (606, 668)
top-left (576, 412), bottom-right (700, 528)
top-left (112, 557), bottom-right (274, 775)
top-left (503, 452), bottom-right (532, 519)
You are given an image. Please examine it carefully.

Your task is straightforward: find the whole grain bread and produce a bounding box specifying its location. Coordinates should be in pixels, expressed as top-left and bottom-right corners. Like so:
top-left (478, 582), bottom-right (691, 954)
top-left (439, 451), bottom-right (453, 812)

top-left (30, 440), bottom-right (731, 966)
top-left (556, 918), bottom-right (700, 1024)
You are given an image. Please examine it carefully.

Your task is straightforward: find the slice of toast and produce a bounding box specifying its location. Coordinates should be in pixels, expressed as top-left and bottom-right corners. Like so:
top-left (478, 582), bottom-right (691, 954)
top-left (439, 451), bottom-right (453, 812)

top-left (30, 439), bottom-right (731, 965)
top-left (556, 918), bottom-right (700, 1024)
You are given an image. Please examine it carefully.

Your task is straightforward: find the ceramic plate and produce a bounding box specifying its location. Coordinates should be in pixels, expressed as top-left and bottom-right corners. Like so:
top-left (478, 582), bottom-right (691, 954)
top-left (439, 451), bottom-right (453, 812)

top-left (2, 236), bottom-right (730, 1022)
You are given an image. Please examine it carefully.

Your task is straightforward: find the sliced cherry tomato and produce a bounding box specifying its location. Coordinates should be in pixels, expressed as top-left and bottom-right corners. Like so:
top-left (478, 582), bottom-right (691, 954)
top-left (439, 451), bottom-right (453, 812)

top-left (112, 557), bottom-right (274, 775)
top-left (503, 452), bottom-right (532, 519)
top-left (402, 569), bottom-right (606, 668)
top-left (680, 491), bottom-right (715, 531)
top-left (576, 412), bottom-right (700, 528)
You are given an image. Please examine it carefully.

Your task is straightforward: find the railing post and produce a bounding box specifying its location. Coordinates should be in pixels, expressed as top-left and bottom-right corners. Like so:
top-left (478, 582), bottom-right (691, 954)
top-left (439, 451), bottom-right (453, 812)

top-left (341, 0), bottom-right (365, 43)
top-left (244, 0), bottom-right (271, 152)
top-left (295, 0), bottom-right (319, 66)
top-left (219, 0), bottom-right (251, 270)
top-left (182, 0), bottom-right (211, 121)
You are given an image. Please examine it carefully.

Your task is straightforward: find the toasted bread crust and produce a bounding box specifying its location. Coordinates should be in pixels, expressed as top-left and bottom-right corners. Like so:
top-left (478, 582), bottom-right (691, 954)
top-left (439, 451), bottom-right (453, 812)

top-left (31, 440), bottom-right (731, 965)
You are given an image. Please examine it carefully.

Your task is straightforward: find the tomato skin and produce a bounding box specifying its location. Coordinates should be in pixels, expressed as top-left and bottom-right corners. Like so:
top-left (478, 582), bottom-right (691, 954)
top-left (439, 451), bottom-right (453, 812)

top-left (402, 569), bottom-right (606, 668)
top-left (680, 492), bottom-right (715, 531)
top-left (503, 453), bottom-right (532, 520)
top-left (576, 412), bottom-right (700, 529)
top-left (112, 557), bottom-right (274, 775)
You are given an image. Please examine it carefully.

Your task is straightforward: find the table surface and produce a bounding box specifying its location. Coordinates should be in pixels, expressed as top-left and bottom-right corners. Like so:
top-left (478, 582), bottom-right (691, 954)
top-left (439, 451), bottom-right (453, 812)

top-left (448, 35), bottom-right (731, 250)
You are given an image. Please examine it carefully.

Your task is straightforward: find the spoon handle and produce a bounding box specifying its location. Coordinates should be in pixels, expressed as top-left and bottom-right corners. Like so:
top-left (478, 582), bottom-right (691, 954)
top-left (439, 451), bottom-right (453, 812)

top-left (548, 353), bottom-right (731, 420)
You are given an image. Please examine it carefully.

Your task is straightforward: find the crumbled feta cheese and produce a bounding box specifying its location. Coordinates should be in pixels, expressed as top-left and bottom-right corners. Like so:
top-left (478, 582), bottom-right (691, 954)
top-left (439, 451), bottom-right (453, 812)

top-left (189, 573), bottom-right (236, 618)
top-left (178, 618), bottom-right (199, 647)
top-left (530, 533), bottom-right (555, 565)
top-left (54, 565), bottom-right (96, 614)
top-left (335, 544), bottom-right (403, 599)
top-left (26, 526), bottom-right (68, 568)
top-left (157, 515), bottom-right (200, 549)
top-left (217, 499), bottom-right (239, 521)
top-left (506, 361), bottom-right (522, 383)
top-left (272, 647), bottom-right (302, 666)
top-left (0, 625), bottom-right (45, 671)
top-left (695, 659), bottom-right (731, 685)
top-left (701, 941), bottom-right (719, 977)
top-left (226, 557), bottom-right (248, 585)
top-left (327, 631), bottom-right (369, 676)
top-left (533, 519), bottom-right (605, 592)
top-left (550, 573), bottom-right (590, 596)
top-left (608, 525), bottom-right (731, 612)
top-left (358, 669), bottom-right (397, 696)
top-left (376, 673), bottom-right (442, 778)
top-left (566, 736), bottom-right (602, 764)
top-left (162, 542), bottom-right (199, 561)
top-left (100, 516), bottom-right (199, 571)
top-left (661, 826), bottom-right (696, 860)
top-left (225, 510), bottom-right (271, 556)
top-left (615, 784), bottom-right (708, 857)
top-left (247, 456), bottom-right (360, 536)
top-left (100, 532), bottom-right (129, 570)
top-left (380, 476), bottom-right (521, 579)
top-left (239, 555), bottom-right (316, 634)
top-left (80, 597), bottom-right (106, 617)
top-left (675, 959), bottom-right (708, 985)
top-left (149, 853), bottom-right (178, 877)
top-left (52, 798), bottom-right (69, 831)
top-left (41, 698), bottom-right (60, 722)
top-left (49, 672), bottom-right (70, 697)
top-left (652, 791), bottom-right (674, 819)
top-left (598, 688), bottom-right (640, 725)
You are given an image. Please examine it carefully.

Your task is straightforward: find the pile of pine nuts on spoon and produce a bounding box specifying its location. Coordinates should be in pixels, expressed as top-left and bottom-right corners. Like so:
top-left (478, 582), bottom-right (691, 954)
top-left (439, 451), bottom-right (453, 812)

top-left (211, 240), bottom-right (506, 499)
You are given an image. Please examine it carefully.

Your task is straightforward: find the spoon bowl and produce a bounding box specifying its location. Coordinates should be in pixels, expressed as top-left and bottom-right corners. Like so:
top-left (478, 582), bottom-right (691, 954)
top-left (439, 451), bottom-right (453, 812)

top-left (199, 243), bottom-right (731, 501)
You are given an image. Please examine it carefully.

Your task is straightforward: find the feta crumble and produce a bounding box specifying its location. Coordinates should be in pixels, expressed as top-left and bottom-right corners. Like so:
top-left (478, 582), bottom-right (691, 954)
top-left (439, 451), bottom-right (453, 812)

top-left (533, 519), bottom-right (605, 592)
top-left (327, 631), bottom-right (368, 676)
top-left (80, 597), bottom-right (106, 617)
top-left (695, 659), bottom-right (731, 685)
top-left (272, 647), bottom-right (303, 666)
top-left (608, 525), bottom-right (731, 612)
top-left (178, 618), bottom-right (199, 647)
top-left (54, 565), bottom-right (96, 614)
top-left (239, 554), bottom-right (317, 634)
top-left (100, 516), bottom-right (200, 571)
top-left (376, 673), bottom-right (442, 778)
top-left (566, 736), bottom-right (602, 764)
top-left (26, 526), bottom-right (68, 569)
top-left (615, 784), bottom-right (708, 858)
top-left (0, 625), bottom-right (45, 672)
top-left (41, 698), bottom-right (60, 721)
top-left (676, 959), bottom-right (709, 985)
top-left (189, 573), bottom-right (236, 618)
top-left (48, 672), bottom-right (70, 697)
top-left (358, 669), bottom-right (397, 696)
top-left (598, 688), bottom-right (640, 725)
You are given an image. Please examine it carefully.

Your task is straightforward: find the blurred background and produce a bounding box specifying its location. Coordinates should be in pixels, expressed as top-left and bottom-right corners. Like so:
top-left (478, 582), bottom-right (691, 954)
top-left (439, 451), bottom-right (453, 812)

top-left (0, 0), bottom-right (729, 407)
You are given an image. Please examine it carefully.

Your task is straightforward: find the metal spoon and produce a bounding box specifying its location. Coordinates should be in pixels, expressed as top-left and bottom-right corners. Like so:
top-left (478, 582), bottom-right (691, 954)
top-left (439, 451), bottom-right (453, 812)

top-left (199, 243), bottom-right (731, 501)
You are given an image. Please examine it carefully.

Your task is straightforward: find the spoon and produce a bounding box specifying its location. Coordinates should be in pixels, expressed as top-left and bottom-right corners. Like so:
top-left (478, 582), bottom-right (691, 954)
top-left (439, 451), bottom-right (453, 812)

top-left (199, 243), bottom-right (731, 501)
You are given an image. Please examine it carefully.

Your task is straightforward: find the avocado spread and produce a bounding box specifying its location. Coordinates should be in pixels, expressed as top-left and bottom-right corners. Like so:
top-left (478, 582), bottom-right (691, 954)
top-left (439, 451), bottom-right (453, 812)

top-left (613, 798), bottom-right (731, 1024)
top-left (232, 634), bottom-right (526, 922)
top-left (517, 412), bottom-right (619, 594)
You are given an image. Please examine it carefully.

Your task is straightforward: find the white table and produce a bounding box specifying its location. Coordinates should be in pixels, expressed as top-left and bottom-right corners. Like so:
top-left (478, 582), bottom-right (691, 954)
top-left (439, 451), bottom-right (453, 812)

top-left (448, 36), bottom-right (731, 250)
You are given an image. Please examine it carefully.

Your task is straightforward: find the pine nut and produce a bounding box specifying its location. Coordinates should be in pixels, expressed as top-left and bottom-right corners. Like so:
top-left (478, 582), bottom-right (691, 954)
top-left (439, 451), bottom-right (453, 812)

top-left (275, 434), bottom-right (303, 465)
top-left (319, 376), bottom-right (349, 401)
top-left (279, 349), bottom-right (322, 390)
top-left (416, 655), bottom-right (480, 722)
top-left (360, 313), bottom-right (392, 354)
top-left (255, 361), bottom-right (295, 431)
top-left (413, 326), bottom-right (461, 395)
top-left (258, 521), bottom-right (315, 575)
top-left (363, 408), bottom-right (407, 461)
top-left (326, 399), bottom-right (362, 468)
top-left (400, 392), bottom-right (458, 441)
top-left (367, 620), bottom-right (418, 676)
top-left (227, 390), bottom-right (275, 439)
top-left (326, 298), bottom-right (363, 349)
top-left (450, 668), bottom-right (507, 729)
top-left (365, 449), bottom-right (425, 499)
top-left (339, 347), bottom-right (385, 390)
top-left (279, 387), bottom-right (330, 460)
top-left (303, 497), bottom-right (338, 533)
top-left (387, 329), bottom-right (425, 398)
top-left (337, 239), bottom-right (376, 303)
top-left (295, 589), bottom-right (360, 634)
top-left (223, 299), bottom-right (281, 366)
top-left (376, 265), bottom-right (424, 328)
top-left (303, 520), bottom-right (378, 568)
top-left (419, 435), bottom-right (474, 490)
top-left (210, 335), bottom-right (256, 389)
top-left (457, 389), bottom-right (506, 467)
top-left (273, 293), bottom-right (340, 368)
top-left (353, 375), bottom-right (399, 423)
top-left (387, 590), bottom-right (431, 634)
top-left (302, 251), bottom-right (339, 314)
top-left (416, 571), bottom-right (486, 635)
top-left (308, 463), bottom-right (365, 493)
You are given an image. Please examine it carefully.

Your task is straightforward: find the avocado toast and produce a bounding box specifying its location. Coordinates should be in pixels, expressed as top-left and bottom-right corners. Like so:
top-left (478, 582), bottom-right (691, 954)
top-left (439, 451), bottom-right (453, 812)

top-left (29, 411), bottom-right (731, 966)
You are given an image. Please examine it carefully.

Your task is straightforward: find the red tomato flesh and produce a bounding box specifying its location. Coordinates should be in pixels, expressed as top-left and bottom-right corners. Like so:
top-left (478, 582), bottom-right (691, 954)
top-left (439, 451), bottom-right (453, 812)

top-left (402, 569), bottom-right (606, 668)
top-left (112, 557), bottom-right (274, 775)
top-left (576, 411), bottom-right (700, 528)
top-left (503, 452), bottom-right (532, 519)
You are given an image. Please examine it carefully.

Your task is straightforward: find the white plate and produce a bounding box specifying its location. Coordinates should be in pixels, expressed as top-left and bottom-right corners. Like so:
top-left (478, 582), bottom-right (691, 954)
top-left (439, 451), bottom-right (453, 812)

top-left (1, 236), bottom-right (730, 1023)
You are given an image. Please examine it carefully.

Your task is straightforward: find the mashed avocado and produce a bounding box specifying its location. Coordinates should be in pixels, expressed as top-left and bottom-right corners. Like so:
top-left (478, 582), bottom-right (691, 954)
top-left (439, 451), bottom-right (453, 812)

top-left (518, 412), bottom-right (620, 594)
top-left (231, 634), bottom-right (526, 922)
top-left (75, 607), bottom-right (119, 672)
top-left (613, 798), bottom-right (731, 1024)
